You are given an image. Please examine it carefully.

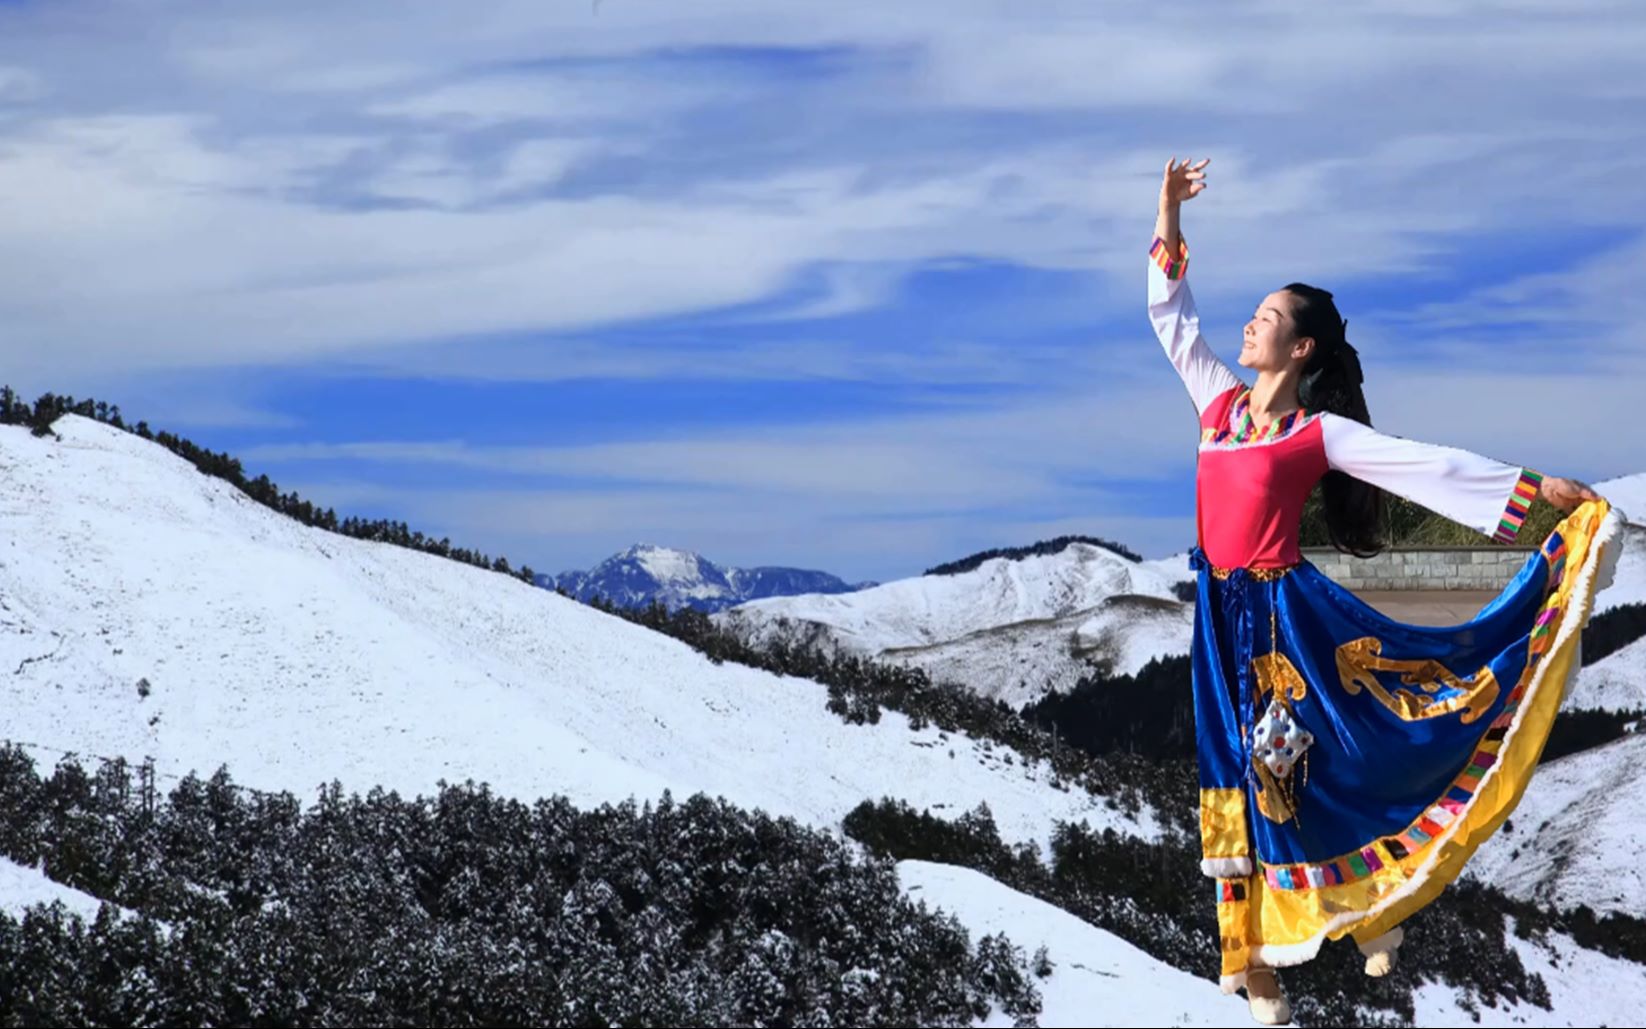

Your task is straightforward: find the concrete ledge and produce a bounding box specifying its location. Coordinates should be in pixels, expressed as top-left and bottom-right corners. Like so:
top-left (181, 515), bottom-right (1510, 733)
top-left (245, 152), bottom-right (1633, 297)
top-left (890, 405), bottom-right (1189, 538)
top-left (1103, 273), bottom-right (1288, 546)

top-left (1301, 546), bottom-right (1537, 592)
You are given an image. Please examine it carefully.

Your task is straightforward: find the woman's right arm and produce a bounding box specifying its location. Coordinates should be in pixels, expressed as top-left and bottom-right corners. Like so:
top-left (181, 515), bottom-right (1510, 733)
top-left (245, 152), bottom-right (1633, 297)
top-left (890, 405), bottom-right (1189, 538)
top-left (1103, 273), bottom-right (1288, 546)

top-left (1148, 158), bottom-right (1243, 416)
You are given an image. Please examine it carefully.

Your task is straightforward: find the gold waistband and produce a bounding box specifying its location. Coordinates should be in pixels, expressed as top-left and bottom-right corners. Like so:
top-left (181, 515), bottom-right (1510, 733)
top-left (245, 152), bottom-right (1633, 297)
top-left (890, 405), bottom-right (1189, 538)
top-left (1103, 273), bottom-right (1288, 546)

top-left (1208, 563), bottom-right (1297, 581)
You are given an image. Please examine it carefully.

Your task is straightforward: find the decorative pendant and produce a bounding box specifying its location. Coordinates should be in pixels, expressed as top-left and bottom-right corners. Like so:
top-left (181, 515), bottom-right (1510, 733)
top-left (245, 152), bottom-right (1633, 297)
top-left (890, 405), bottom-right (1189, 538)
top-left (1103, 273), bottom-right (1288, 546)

top-left (1251, 699), bottom-right (1314, 779)
top-left (1249, 648), bottom-right (1314, 825)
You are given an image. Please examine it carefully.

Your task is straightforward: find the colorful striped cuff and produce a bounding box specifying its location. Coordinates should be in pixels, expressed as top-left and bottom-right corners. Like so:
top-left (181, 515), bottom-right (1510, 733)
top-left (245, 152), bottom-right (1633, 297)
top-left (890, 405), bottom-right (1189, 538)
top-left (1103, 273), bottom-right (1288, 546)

top-left (1150, 235), bottom-right (1189, 280)
top-left (1492, 469), bottom-right (1543, 543)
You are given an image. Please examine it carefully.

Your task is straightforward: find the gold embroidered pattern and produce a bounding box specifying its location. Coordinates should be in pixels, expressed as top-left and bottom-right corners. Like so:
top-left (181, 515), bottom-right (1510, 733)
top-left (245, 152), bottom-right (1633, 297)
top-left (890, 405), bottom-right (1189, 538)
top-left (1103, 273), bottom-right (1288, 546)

top-left (1254, 758), bottom-right (1304, 824)
top-left (1251, 650), bottom-right (1312, 825)
top-left (1199, 787), bottom-right (1250, 864)
top-left (1253, 650), bottom-right (1308, 703)
top-left (1208, 564), bottom-right (1297, 581)
top-left (1334, 637), bottom-right (1500, 724)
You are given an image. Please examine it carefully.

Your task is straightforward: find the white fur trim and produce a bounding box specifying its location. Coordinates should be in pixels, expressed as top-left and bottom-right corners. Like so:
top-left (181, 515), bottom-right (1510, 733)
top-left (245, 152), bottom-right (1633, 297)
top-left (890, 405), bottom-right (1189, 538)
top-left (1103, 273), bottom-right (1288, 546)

top-left (1259, 506), bottom-right (1625, 957)
top-left (1202, 856), bottom-right (1252, 878)
top-left (1220, 972), bottom-right (1246, 995)
top-left (1255, 937), bottom-right (1325, 969)
top-left (1593, 514), bottom-right (1625, 593)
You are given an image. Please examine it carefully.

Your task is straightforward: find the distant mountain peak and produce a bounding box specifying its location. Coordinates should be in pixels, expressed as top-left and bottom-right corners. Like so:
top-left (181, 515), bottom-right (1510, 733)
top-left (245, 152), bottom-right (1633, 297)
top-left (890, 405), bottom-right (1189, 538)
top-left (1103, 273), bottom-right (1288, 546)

top-left (545, 545), bottom-right (864, 613)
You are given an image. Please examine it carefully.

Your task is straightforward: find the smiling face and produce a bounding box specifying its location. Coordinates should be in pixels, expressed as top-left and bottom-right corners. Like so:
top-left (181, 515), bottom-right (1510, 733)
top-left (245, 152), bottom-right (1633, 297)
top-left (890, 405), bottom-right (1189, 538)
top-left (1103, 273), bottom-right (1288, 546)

top-left (1240, 290), bottom-right (1316, 373)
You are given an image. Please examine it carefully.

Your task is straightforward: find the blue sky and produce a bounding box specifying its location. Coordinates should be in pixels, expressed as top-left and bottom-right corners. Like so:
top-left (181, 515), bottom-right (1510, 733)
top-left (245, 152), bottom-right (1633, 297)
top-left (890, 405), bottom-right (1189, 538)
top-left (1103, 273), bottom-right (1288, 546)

top-left (1, 1), bottom-right (1643, 584)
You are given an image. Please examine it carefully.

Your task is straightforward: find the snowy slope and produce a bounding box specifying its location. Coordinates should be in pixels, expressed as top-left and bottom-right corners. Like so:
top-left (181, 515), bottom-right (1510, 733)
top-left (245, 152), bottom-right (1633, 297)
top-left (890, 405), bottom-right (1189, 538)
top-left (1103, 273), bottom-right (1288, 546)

top-left (1593, 473), bottom-right (1646, 613)
top-left (0, 417), bottom-right (1144, 854)
top-left (906, 860), bottom-right (1646, 1029)
top-left (1596, 472), bottom-right (1646, 524)
top-left (0, 857), bottom-right (106, 921)
top-left (1142, 550), bottom-right (1197, 584)
top-left (899, 861), bottom-right (1252, 1028)
top-left (715, 542), bottom-right (1194, 704)
top-left (1565, 636), bottom-right (1646, 712)
top-left (7, 416), bottom-right (1641, 1027)
top-left (869, 594), bottom-right (1194, 710)
top-left (1560, 475), bottom-right (1646, 710)
top-left (1595, 521), bottom-right (1646, 613)
top-left (1411, 923), bottom-right (1646, 1028)
top-left (1467, 733), bottom-right (1646, 918)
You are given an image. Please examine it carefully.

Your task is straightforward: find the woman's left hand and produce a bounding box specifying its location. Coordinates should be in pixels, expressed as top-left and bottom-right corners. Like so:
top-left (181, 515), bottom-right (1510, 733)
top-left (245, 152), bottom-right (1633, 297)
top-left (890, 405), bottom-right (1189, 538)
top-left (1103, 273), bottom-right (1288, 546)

top-left (1539, 475), bottom-right (1602, 511)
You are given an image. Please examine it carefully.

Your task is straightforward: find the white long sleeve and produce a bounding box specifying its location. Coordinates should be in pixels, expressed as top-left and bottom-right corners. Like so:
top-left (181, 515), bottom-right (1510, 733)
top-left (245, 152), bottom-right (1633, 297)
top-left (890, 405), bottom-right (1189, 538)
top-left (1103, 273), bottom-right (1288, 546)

top-left (1319, 413), bottom-right (1543, 543)
top-left (1147, 243), bottom-right (1244, 416)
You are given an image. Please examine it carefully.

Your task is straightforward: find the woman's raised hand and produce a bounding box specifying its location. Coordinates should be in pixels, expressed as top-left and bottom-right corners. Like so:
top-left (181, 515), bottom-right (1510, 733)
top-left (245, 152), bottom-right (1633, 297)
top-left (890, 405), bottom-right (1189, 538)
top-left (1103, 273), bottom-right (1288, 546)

top-left (1160, 157), bottom-right (1210, 207)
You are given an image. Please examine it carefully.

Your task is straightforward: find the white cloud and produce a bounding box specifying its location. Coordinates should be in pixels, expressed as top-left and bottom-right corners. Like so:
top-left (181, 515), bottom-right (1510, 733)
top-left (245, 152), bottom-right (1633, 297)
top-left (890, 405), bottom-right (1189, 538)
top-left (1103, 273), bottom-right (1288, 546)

top-left (1365, 366), bottom-right (1644, 480)
top-left (242, 346), bottom-right (1640, 502)
top-left (325, 330), bottom-right (1053, 387)
top-left (240, 374), bottom-right (1193, 505)
top-left (0, 0), bottom-right (1641, 579)
top-left (366, 70), bottom-right (730, 128)
top-left (0, 0), bottom-right (1639, 385)
top-left (1382, 232), bottom-right (1646, 365)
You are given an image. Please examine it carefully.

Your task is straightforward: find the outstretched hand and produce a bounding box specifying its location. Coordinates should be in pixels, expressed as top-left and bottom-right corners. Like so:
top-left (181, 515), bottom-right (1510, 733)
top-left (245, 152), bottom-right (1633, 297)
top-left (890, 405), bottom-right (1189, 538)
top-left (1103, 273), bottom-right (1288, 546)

top-left (1160, 157), bottom-right (1209, 207)
top-left (1539, 475), bottom-right (1602, 512)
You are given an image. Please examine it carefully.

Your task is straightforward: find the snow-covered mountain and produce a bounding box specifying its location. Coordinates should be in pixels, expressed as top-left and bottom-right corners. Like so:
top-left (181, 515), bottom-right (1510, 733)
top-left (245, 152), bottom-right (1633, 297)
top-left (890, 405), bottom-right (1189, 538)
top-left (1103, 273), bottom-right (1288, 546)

top-left (713, 545), bottom-right (1196, 707)
top-left (539, 542), bottom-right (874, 613)
top-left (0, 416), bottom-right (1124, 851)
top-left (5, 415), bottom-right (1646, 1027)
top-left (709, 476), bottom-right (1644, 711)
top-left (1563, 476), bottom-right (1646, 711)
top-left (1596, 471), bottom-right (1646, 524)
top-left (1593, 472), bottom-right (1646, 613)
top-left (1565, 636), bottom-right (1646, 712)
top-left (705, 470), bottom-right (1646, 928)
top-left (1469, 732), bottom-right (1646, 919)
top-left (0, 414), bottom-right (1253, 1023)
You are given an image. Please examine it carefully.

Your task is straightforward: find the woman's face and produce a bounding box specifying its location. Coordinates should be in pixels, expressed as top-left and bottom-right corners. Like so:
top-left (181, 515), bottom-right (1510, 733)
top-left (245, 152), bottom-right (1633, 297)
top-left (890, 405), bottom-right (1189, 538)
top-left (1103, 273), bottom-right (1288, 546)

top-left (1239, 290), bottom-right (1315, 373)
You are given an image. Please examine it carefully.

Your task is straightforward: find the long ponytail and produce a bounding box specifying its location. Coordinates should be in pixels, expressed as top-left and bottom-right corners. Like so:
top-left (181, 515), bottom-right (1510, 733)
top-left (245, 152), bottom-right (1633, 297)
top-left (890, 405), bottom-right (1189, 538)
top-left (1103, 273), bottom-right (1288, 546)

top-left (1285, 283), bottom-right (1385, 557)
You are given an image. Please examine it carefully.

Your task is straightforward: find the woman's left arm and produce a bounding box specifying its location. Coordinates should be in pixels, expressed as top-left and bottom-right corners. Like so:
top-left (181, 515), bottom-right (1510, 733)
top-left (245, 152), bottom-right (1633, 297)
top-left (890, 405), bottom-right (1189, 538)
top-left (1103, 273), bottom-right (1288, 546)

top-left (1318, 413), bottom-right (1601, 543)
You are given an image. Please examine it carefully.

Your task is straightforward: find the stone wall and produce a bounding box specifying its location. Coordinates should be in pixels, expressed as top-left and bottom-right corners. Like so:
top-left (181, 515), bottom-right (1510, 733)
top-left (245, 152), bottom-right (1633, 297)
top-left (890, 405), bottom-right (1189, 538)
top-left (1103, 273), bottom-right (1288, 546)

top-left (1301, 547), bottom-right (1536, 591)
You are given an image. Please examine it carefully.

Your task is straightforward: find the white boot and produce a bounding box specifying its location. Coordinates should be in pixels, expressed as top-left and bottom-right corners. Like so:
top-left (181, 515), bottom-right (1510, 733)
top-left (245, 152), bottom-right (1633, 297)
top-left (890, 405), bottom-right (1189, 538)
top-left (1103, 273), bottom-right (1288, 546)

top-left (1245, 967), bottom-right (1291, 1025)
top-left (1360, 926), bottom-right (1404, 978)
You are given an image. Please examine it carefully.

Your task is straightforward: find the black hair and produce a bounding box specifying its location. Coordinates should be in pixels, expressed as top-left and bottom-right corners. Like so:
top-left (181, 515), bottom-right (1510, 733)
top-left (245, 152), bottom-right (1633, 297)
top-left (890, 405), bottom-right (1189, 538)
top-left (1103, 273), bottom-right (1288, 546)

top-left (1284, 282), bottom-right (1385, 557)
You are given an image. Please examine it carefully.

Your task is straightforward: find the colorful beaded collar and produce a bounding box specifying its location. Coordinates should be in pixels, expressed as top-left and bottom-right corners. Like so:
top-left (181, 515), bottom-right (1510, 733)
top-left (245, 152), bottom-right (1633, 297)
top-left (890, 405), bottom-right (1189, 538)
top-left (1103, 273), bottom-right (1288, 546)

top-left (1202, 387), bottom-right (1313, 446)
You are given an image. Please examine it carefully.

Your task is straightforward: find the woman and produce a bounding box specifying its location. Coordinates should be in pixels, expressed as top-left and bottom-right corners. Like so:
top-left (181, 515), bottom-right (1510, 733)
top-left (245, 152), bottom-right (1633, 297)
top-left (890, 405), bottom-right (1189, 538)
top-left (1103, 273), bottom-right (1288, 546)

top-left (1149, 157), bottom-right (1625, 1025)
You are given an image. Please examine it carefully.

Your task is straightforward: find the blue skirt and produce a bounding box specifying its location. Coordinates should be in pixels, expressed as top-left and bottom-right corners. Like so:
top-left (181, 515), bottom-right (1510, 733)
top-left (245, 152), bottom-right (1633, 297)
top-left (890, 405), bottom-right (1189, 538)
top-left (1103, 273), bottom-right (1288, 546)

top-left (1189, 500), bottom-right (1621, 988)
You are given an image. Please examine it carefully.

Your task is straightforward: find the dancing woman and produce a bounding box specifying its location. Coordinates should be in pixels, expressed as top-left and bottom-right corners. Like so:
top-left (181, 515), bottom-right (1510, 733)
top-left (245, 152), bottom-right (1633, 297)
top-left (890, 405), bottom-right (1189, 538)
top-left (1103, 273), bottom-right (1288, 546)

top-left (1149, 157), bottom-right (1625, 1025)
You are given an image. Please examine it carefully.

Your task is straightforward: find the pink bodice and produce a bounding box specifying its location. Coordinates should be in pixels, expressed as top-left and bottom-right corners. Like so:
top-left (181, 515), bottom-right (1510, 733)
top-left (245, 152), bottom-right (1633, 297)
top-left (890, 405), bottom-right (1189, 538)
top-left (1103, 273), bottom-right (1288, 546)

top-left (1195, 386), bottom-right (1328, 569)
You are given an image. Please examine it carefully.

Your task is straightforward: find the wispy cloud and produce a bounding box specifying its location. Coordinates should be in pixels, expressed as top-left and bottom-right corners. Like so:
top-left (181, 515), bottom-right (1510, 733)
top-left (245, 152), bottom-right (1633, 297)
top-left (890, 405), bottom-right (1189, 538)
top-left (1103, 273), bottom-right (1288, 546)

top-left (241, 374), bottom-right (1197, 501)
top-left (1, 0), bottom-right (1641, 579)
top-left (0, 2), bottom-right (1640, 379)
